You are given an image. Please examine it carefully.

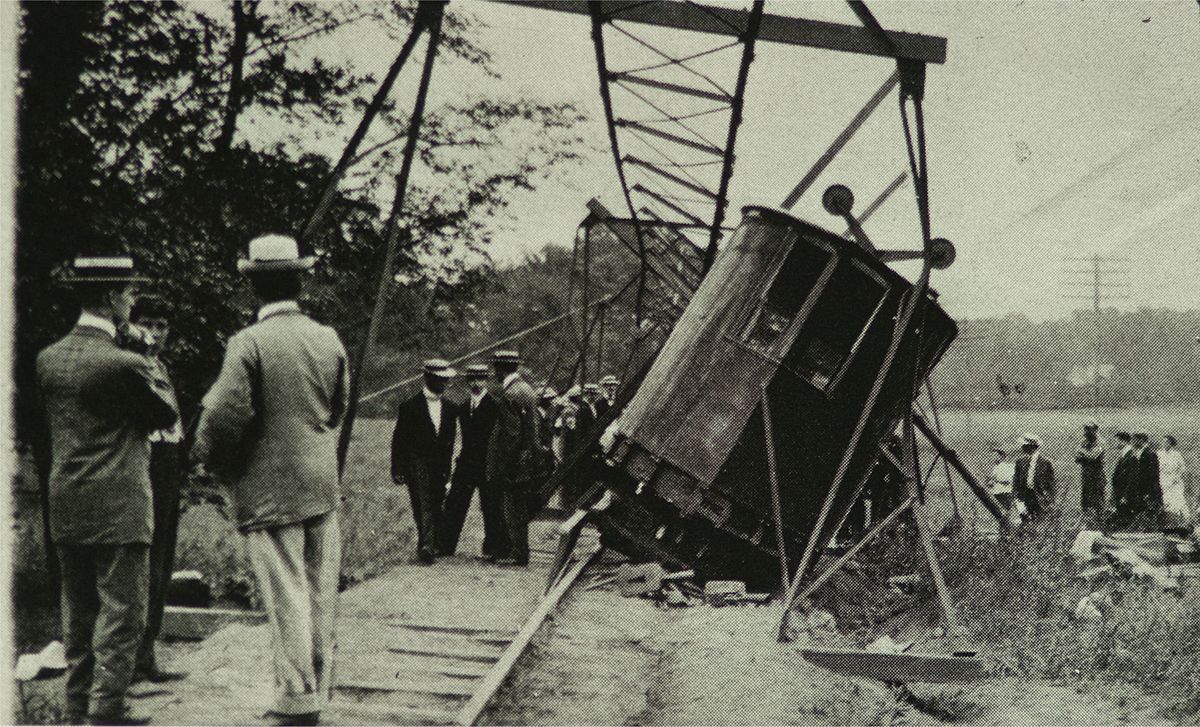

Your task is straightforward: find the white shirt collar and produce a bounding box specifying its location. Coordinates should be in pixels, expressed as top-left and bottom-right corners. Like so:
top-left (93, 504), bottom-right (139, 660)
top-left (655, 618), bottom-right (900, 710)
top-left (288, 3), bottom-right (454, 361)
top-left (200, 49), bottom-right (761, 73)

top-left (77, 311), bottom-right (117, 338)
top-left (257, 300), bottom-right (300, 321)
top-left (503, 372), bottom-right (520, 389)
top-left (423, 387), bottom-right (442, 401)
top-left (470, 391), bottom-right (486, 407)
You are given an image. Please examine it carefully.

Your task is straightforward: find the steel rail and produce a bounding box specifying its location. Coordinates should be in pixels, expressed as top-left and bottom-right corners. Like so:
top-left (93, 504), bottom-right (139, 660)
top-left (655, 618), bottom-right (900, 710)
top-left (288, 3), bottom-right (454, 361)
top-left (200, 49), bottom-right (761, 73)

top-left (591, 2), bottom-right (650, 322)
top-left (453, 546), bottom-right (604, 726)
top-left (702, 0), bottom-right (764, 273)
top-left (336, 2), bottom-right (444, 473)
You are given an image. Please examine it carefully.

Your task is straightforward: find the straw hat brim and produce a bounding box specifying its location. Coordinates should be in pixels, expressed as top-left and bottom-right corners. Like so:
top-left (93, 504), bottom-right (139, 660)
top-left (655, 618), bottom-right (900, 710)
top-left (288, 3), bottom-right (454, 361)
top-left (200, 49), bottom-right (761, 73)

top-left (238, 257), bottom-right (316, 274)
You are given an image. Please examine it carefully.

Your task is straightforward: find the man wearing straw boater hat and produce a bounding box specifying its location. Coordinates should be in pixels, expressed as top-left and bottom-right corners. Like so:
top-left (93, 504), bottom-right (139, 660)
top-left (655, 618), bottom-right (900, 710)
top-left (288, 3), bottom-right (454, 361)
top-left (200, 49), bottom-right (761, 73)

top-left (440, 363), bottom-right (502, 559)
top-left (37, 255), bottom-right (178, 725)
top-left (487, 350), bottom-right (542, 566)
top-left (391, 358), bottom-right (459, 564)
top-left (193, 235), bottom-right (349, 726)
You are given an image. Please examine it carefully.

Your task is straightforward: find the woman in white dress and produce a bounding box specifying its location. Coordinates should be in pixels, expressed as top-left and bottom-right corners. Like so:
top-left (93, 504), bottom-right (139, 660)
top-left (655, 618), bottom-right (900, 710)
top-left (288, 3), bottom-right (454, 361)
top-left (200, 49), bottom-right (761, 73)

top-left (1158, 435), bottom-right (1191, 532)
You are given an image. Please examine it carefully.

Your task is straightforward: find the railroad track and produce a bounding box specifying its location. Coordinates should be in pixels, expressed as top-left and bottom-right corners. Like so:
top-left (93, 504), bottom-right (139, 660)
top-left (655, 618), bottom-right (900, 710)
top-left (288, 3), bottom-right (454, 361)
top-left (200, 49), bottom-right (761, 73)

top-left (128, 517), bottom-right (604, 726)
top-left (324, 526), bottom-right (603, 727)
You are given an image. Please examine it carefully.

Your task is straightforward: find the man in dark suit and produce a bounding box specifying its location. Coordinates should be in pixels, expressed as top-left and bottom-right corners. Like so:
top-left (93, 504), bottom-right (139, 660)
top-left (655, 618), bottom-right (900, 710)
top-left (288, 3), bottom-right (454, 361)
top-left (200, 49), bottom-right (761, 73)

top-left (440, 363), bottom-right (502, 558)
top-left (1110, 432), bottom-right (1135, 526)
top-left (37, 255), bottom-right (178, 725)
top-left (129, 295), bottom-right (187, 684)
top-left (1013, 434), bottom-right (1056, 520)
top-left (487, 350), bottom-right (543, 566)
top-left (392, 359), bottom-right (458, 564)
top-left (1126, 432), bottom-right (1163, 524)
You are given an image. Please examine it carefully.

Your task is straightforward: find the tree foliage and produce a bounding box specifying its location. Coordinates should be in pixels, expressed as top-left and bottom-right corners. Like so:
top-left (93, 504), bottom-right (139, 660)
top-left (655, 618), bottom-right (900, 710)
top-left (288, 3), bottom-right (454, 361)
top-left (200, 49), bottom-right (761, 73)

top-left (16, 0), bottom-right (584, 432)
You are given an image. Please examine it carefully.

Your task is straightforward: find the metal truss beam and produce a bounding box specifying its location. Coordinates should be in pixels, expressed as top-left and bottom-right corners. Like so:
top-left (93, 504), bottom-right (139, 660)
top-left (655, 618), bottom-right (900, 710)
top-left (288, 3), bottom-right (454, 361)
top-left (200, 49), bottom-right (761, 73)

top-left (488, 0), bottom-right (946, 64)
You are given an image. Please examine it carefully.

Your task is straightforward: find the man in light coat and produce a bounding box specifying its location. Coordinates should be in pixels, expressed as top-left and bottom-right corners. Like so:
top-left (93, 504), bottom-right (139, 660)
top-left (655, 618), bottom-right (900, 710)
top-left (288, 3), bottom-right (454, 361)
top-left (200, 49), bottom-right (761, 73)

top-left (193, 235), bottom-right (349, 727)
top-left (487, 350), bottom-right (543, 566)
top-left (37, 256), bottom-right (178, 725)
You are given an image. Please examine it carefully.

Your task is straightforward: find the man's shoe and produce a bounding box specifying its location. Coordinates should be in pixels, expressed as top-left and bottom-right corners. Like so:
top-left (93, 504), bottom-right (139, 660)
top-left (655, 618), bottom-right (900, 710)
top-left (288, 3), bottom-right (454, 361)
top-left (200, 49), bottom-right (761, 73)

top-left (134, 668), bottom-right (188, 684)
top-left (416, 549), bottom-right (436, 565)
top-left (493, 556), bottom-right (529, 567)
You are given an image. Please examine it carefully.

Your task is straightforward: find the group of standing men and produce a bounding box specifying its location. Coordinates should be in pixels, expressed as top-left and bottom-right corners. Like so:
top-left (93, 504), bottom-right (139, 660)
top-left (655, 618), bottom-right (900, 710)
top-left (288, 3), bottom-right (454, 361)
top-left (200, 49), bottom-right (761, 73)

top-left (390, 353), bottom-right (620, 567)
top-left (987, 423), bottom-right (1192, 532)
top-left (38, 236), bottom-right (351, 725)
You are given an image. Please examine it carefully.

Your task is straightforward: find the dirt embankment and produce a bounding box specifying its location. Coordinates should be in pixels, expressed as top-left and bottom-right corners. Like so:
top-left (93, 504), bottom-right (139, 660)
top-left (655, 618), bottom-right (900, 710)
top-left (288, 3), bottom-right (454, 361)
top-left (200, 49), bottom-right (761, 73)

top-left (484, 585), bottom-right (1172, 726)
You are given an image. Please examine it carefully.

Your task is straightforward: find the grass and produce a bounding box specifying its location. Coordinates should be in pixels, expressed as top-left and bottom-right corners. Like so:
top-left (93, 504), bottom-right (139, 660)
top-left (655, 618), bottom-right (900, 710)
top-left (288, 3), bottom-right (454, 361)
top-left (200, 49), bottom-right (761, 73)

top-left (11, 417), bottom-right (413, 634)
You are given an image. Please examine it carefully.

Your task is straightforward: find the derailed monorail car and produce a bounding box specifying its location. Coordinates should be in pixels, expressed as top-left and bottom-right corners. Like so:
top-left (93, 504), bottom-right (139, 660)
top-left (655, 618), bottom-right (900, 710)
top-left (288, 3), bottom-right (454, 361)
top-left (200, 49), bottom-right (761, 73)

top-left (589, 206), bottom-right (957, 588)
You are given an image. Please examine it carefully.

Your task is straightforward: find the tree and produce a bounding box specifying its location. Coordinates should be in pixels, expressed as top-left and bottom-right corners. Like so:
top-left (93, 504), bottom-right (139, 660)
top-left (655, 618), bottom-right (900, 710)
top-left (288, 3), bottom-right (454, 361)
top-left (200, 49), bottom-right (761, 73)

top-left (15, 0), bottom-right (585, 434)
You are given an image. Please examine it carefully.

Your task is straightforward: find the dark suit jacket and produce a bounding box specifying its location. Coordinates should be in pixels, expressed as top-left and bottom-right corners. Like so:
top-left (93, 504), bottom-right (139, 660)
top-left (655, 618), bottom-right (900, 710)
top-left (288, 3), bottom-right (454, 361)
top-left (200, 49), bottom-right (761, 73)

top-left (486, 375), bottom-right (542, 484)
top-left (37, 325), bottom-right (178, 544)
top-left (1112, 449), bottom-right (1135, 506)
top-left (1014, 453), bottom-right (1056, 515)
top-left (392, 393), bottom-right (457, 487)
top-left (1130, 449), bottom-right (1163, 511)
top-left (457, 393), bottom-right (498, 471)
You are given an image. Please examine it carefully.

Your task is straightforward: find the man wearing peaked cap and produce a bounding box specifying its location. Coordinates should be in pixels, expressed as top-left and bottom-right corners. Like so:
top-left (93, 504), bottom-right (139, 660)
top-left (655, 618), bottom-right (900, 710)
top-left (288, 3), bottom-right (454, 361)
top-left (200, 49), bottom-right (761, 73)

top-left (193, 234), bottom-right (348, 726)
top-left (392, 359), bottom-right (459, 564)
top-left (37, 255), bottom-right (178, 725)
top-left (441, 363), bottom-right (505, 558)
top-left (487, 351), bottom-right (544, 566)
top-left (1013, 433), bottom-right (1056, 520)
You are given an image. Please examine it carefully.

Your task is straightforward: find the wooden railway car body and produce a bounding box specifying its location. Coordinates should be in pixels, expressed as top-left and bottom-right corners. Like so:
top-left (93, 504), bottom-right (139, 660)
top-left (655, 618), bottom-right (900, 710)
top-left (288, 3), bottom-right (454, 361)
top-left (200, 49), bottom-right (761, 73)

top-left (589, 206), bottom-right (957, 588)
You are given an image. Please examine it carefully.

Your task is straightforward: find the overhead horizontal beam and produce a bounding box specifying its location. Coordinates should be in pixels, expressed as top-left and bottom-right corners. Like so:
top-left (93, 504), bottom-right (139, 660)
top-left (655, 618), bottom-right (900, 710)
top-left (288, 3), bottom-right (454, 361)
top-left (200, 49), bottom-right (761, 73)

top-left (487, 0), bottom-right (946, 64)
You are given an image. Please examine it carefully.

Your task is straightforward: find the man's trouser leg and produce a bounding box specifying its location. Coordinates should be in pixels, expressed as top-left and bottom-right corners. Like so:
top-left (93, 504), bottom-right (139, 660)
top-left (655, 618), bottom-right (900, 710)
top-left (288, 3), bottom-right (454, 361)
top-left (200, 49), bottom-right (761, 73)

top-left (477, 469), bottom-right (509, 559)
top-left (500, 479), bottom-right (530, 563)
top-left (439, 469), bottom-right (477, 556)
top-left (59, 543), bottom-right (150, 722)
top-left (138, 442), bottom-right (181, 673)
top-left (59, 546), bottom-right (99, 722)
top-left (404, 461), bottom-right (441, 558)
top-left (245, 512), bottom-right (340, 717)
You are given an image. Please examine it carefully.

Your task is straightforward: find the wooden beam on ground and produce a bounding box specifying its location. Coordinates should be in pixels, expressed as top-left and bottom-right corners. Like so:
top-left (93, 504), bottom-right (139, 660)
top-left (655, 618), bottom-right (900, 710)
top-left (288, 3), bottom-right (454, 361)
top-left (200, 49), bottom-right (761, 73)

top-left (487, 1), bottom-right (947, 64)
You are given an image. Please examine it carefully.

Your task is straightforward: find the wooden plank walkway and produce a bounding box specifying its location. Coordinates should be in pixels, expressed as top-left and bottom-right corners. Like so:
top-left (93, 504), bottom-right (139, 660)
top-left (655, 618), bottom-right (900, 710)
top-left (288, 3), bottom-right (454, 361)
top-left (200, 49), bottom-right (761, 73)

top-left (132, 517), bottom-right (600, 725)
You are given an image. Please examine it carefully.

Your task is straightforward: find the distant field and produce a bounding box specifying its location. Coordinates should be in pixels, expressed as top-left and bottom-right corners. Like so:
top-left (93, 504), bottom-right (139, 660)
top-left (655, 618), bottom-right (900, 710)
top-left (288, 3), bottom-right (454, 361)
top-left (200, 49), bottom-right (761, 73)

top-left (926, 405), bottom-right (1200, 526)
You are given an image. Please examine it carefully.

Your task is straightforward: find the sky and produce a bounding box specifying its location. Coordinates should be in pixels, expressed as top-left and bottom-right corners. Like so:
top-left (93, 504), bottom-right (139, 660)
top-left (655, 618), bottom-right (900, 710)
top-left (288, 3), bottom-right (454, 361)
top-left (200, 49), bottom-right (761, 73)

top-left (303, 0), bottom-right (1200, 321)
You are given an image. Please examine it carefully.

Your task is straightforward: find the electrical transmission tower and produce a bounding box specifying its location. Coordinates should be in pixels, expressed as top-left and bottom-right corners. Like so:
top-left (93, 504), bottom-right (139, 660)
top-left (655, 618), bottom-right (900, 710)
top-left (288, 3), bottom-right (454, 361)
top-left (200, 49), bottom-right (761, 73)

top-left (1063, 254), bottom-right (1131, 409)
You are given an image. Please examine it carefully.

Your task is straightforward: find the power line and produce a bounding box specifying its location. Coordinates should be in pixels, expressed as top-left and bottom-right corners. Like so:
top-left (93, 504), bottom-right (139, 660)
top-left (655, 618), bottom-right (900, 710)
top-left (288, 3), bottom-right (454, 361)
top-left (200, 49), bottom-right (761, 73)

top-left (1061, 254), bottom-right (1131, 409)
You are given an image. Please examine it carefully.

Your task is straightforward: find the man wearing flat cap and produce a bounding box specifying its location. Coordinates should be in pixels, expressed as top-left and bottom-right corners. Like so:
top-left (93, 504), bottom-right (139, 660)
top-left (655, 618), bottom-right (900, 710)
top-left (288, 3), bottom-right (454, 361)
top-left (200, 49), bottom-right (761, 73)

top-left (1075, 422), bottom-right (1106, 515)
top-left (37, 255), bottom-right (178, 725)
top-left (193, 235), bottom-right (349, 726)
top-left (487, 350), bottom-right (543, 566)
top-left (392, 358), bottom-right (459, 564)
top-left (596, 374), bottom-right (619, 418)
top-left (1013, 434), bottom-right (1056, 520)
top-left (441, 363), bottom-right (502, 558)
